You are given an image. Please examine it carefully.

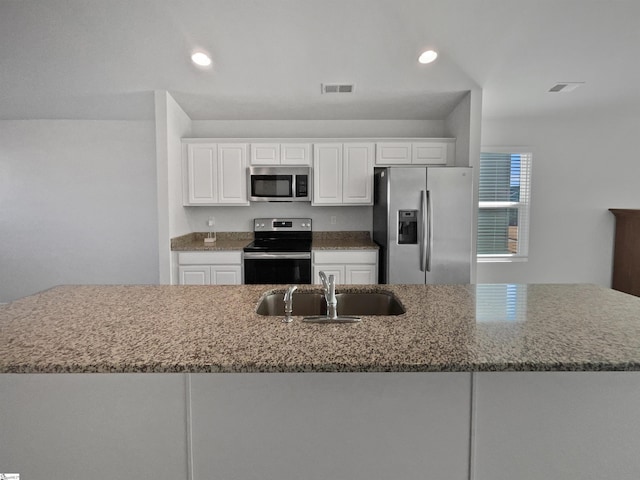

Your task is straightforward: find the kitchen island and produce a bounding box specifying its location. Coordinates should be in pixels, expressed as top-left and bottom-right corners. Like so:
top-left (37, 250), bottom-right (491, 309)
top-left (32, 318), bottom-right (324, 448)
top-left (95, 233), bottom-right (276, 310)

top-left (2, 284), bottom-right (640, 480)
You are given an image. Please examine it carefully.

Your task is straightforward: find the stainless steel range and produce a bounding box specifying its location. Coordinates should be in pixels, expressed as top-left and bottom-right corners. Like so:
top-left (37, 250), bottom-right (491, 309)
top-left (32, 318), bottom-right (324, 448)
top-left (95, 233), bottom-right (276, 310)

top-left (243, 218), bottom-right (312, 284)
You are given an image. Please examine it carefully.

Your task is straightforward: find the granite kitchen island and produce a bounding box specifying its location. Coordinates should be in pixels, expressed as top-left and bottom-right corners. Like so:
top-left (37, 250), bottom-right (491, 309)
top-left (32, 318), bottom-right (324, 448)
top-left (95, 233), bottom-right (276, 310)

top-left (2, 284), bottom-right (640, 480)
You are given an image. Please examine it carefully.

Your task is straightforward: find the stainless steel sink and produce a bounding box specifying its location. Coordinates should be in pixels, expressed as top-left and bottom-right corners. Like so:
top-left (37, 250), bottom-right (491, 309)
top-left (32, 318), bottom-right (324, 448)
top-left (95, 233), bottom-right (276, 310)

top-left (256, 291), bottom-right (405, 316)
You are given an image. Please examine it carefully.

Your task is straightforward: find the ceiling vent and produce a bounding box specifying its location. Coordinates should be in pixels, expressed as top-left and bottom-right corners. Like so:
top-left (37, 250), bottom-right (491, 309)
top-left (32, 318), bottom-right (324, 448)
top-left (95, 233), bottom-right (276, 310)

top-left (548, 82), bottom-right (585, 93)
top-left (321, 83), bottom-right (354, 94)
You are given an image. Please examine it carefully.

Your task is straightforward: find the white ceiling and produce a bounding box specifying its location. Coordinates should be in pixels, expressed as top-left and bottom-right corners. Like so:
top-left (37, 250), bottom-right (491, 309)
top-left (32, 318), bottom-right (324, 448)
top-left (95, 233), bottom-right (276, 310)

top-left (1, 0), bottom-right (639, 121)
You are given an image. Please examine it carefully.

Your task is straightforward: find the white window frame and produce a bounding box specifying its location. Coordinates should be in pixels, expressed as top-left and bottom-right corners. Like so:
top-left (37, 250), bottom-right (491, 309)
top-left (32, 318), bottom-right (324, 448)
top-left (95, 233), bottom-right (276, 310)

top-left (477, 147), bottom-right (532, 263)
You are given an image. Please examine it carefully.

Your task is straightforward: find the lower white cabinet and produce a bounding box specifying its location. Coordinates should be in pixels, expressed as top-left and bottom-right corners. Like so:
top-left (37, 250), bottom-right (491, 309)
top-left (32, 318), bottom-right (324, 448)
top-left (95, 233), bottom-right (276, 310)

top-left (189, 373), bottom-right (472, 480)
top-left (312, 250), bottom-right (378, 284)
top-left (4, 371), bottom-right (640, 480)
top-left (473, 372), bottom-right (640, 480)
top-left (0, 374), bottom-right (188, 480)
top-left (178, 251), bottom-right (242, 285)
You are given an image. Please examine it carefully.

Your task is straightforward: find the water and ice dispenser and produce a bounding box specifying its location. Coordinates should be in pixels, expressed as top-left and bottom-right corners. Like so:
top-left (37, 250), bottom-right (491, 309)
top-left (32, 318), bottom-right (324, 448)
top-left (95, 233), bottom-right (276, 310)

top-left (398, 210), bottom-right (418, 244)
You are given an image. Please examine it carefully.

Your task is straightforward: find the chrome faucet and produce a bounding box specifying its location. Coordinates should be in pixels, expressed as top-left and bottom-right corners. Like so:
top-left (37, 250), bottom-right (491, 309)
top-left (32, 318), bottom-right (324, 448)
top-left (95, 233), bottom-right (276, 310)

top-left (283, 285), bottom-right (298, 323)
top-left (318, 271), bottom-right (338, 320)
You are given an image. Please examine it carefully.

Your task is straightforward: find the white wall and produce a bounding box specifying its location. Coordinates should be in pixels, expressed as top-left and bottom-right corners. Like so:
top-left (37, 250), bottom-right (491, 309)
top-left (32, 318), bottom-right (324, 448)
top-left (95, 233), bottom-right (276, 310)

top-left (477, 113), bottom-right (640, 286)
top-left (155, 91), bottom-right (192, 284)
top-left (189, 119), bottom-right (445, 139)
top-left (0, 120), bottom-right (158, 302)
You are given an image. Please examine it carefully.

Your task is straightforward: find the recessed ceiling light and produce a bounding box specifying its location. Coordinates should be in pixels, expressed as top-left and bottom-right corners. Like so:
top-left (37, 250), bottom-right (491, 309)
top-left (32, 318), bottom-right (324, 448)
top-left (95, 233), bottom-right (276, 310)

top-left (191, 51), bottom-right (212, 67)
top-left (418, 50), bottom-right (438, 64)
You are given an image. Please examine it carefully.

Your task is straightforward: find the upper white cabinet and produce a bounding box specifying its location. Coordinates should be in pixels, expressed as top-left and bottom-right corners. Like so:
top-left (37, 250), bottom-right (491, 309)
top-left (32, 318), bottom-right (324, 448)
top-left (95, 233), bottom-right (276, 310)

top-left (185, 143), bottom-right (249, 206)
top-left (249, 143), bottom-right (280, 165)
top-left (250, 143), bottom-right (311, 166)
top-left (313, 143), bottom-right (374, 205)
top-left (376, 139), bottom-right (455, 166)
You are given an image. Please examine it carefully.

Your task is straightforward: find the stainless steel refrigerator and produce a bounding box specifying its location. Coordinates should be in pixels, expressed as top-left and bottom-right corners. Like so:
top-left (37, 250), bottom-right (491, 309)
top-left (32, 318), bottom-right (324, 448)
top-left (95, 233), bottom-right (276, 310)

top-left (373, 166), bottom-right (473, 284)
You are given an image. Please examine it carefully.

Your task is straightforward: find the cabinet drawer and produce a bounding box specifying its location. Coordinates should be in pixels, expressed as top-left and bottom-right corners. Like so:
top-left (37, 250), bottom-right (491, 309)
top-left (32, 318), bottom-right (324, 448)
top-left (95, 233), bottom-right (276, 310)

top-left (178, 251), bottom-right (242, 265)
top-left (313, 250), bottom-right (377, 264)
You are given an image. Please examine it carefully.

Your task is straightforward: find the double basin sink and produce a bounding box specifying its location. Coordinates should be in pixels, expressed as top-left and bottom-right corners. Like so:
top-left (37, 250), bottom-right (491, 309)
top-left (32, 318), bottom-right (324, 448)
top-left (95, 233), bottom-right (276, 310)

top-left (256, 290), bottom-right (405, 320)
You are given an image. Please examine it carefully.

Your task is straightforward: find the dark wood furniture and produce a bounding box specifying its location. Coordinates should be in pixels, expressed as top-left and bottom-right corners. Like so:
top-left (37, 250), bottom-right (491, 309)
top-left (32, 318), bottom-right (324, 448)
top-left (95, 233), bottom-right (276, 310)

top-left (609, 209), bottom-right (640, 297)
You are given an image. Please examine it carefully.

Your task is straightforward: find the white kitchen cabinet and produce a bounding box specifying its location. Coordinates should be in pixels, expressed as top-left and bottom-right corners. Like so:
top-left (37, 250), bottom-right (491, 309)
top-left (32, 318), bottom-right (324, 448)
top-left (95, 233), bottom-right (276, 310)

top-left (189, 373), bottom-right (472, 480)
top-left (375, 139), bottom-right (454, 166)
top-left (346, 264), bottom-right (377, 284)
top-left (250, 143), bottom-right (280, 165)
top-left (179, 265), bottom-right (211, 285)
top-left (185, 142), bottom-right (249, 205)
top-left (178, 251), bottom-right (242, 285)
top-left (250, 143), bottom-right (311, 165)
top-left (313, 265), bottom-right (345, 284)
top-left (375, 142), bottom-right (412, 164)
top-left (412, 141), bottom-right (449, 164)
top-left (0, 374), bottom-right (188, 480)
top-left (313, 143), bottom-right (373, 205)
top-left (281, 143), bottom-right (311, 165)
top-left (187, 144), bottom-right (217, 204)
top-left (313, 250), bottom-right (378, 284)
top-left (313, 143), bottom-right (342, 203)
top-left (473, 372), bottom-right (640, 480)
top-left (343, 143), bottom-right (374, 204)
top-left (217, 144), bottom-right (249, 204)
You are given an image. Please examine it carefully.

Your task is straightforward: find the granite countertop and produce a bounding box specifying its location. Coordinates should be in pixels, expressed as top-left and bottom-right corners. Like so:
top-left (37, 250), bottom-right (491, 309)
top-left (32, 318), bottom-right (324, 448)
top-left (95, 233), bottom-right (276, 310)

top-left (2, 283), bottom-right (640, 373)
top-left (171, 232), bottom-right (252, 251)
top-left (311, 231), bottom-right (378, 250)
top-left (171, 231), bottom-right (378, 251)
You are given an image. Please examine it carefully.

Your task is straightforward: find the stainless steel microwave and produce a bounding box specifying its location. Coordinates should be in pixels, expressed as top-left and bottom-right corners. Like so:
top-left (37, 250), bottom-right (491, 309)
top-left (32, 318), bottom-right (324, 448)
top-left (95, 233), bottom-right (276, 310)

top-left (248, 166), bottom-right (311, 202)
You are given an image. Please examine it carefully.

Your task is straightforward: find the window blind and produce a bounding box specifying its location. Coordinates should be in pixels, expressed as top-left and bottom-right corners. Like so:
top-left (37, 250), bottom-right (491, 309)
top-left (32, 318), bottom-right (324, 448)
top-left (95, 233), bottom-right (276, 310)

top-left (477, 151), bottom-right (532, 260)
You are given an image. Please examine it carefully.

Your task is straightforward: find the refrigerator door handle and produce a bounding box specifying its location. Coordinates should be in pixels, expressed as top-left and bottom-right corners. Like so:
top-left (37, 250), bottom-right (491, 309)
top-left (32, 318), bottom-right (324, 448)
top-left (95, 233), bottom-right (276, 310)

top-left (420, 190), bottom-right (428, 272)
top-left (426, 189), bottom-right (433, 272)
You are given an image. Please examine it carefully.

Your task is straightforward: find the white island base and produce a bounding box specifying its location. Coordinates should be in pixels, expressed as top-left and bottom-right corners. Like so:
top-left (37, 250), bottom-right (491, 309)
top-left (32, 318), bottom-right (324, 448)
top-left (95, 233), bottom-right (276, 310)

top-left (2, 372), bottom-right (640, 480)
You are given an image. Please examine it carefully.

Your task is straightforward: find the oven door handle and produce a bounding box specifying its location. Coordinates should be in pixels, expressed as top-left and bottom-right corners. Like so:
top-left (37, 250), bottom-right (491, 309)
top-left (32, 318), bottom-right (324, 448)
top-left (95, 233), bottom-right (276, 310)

top-left (243, 252), bottom-right (311, 260)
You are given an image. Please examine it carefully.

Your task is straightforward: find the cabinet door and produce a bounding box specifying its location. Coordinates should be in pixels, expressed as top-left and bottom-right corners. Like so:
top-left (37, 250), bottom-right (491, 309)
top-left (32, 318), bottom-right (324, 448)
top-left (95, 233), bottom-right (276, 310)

top-left (312, 265), bottom-right (345, 285)
top-left (187, 144), bottom-right (217, 204)
top-left (281, 143), bottom-right (311, 165)
top-left (412, 141), bottom-right (447, 165)
top-left (250, 143), bottom-right (280, 165)
top-left (211, 265), bottom-right (242, 285)
top-left (179, 266), bottom-right (211, 285)
top-left (343, 143), bottom-right (374, 205)
top-left (313, 143), bottom-right (343, 204)
top-left (346, 264), bottom-right (377, 284)
top-left (474, 372), bottom-right (640, 480)
top-left (376, 142), bottom-right (411, 165)
top-left (0, 374), bottom-right (188, 480)
top-left (189, 373), bottom-right (472, 480)
top-left (217, 144), bottom-right (249, 205)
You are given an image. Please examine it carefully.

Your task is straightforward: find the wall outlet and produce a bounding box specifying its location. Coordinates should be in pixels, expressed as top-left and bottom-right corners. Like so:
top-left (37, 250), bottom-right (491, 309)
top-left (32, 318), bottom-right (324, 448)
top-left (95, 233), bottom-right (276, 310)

top-left (330, 216), bottom-right (337, 225)
top-left (207, 216), bottom-right (215, 227)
